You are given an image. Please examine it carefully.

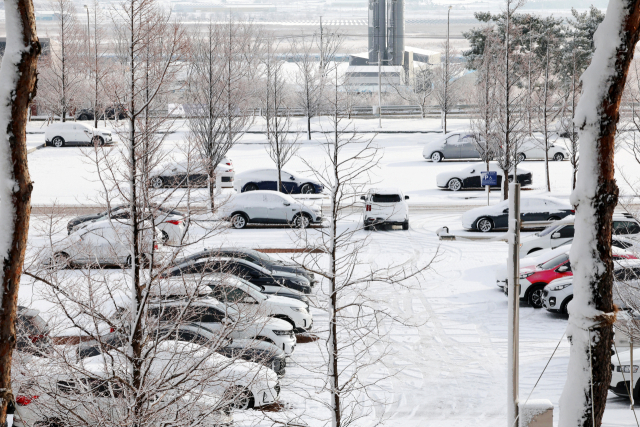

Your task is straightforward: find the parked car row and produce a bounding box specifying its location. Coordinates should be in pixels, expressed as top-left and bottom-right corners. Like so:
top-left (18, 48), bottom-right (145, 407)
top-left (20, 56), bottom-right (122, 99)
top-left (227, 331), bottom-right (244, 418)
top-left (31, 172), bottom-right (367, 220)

top-left (45, 122), bottom-right (114, 147)
top-left (436, 162), bottom-right (532, 191)
top-left (422, 130), bottom-right (570, 163)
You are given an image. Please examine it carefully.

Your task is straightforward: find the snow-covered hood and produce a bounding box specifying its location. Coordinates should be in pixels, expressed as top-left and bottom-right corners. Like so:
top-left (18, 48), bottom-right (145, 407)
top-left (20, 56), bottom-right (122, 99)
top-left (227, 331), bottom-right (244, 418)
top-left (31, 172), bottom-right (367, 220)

top-left (422, 136), bottom-right (448, 155)
top-left (266, 294), bottom-right (307, 310)
top-left (95, 127), bottom-right (112, 136)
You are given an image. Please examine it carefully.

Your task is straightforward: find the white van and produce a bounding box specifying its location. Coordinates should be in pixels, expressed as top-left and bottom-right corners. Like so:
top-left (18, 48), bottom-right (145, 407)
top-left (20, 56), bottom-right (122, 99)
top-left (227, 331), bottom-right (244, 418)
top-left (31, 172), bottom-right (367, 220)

top-left (361, 187), bottom-right (409, 230)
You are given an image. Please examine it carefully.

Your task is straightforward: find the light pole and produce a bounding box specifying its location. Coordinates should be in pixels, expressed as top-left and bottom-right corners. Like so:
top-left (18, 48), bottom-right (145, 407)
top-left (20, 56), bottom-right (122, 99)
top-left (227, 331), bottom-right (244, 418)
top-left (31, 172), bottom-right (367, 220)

top-left (443, 5), bottom-right (451, 134)
top-left (84, 5), bottom-right (90, 80)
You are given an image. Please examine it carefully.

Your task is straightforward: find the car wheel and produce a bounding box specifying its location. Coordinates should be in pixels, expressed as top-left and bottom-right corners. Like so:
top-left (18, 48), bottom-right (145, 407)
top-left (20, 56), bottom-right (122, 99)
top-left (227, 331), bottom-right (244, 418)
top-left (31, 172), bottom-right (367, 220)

top-left (560, 296), bottom-right (572, 315)
top-left (150, 176), bottom-right (164, 189)
top-left (527, 285), bottom-right (545, 309)
top-left (553, 153), bottom-right (564, 161)
top-left (226, 387), bottom-right (254, 410)
top-left (231, 213), bottom-right (247, 229)
top-left (517, 153), bottom-right (526, 162)
top-left (431, 152), bottom-right (443, 163)
top-left (92, 136), bottom-right (104, 146)
top-left (364, 224), bottom-right (373, 231)
top-left (447, 178), bottom-right (462, 191)
top-left (300, 183), bottom-right (315, 194)
top-left (244, 183), bottom-right (258, 192)
top-left (52, 252), bottom-right (70, 268)
top-left (547, 216), bottom-right (560, 221)
top-left (476, 218), bottom-right (493, 233)
top-left (294, 213), bottom-right (311, 228)
top-left (52, 136), bottom-right (65, 148)
top-left (79, 114), bottom-right (89, 121)
top-left (402, 221), bottom-right (409, 230)
top-left (527, 248), bottom-right (542, 255)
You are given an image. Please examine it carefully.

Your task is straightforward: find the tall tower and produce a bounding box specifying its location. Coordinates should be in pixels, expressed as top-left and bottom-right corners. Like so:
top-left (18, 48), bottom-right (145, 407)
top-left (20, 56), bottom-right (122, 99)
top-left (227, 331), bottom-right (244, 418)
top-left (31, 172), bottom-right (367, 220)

top-left (367, 0), bottom-right (404, 66)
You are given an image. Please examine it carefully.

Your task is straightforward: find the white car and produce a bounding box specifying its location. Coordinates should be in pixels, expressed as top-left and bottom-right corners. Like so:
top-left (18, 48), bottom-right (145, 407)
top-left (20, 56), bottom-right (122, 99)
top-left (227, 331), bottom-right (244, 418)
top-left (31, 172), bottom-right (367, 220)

top-left (221, 190), bottom-right (323, 229)
top-left (610, 350), bottom-right (640, 399)
top-left (66, 205), bottom-right (186, 246)
top-left (203, 273), bottom-right (313, 333)
top-left (495, 242), bottom-right (572, 289)
top-left (148, 297), bottom-right (297, 354)
top-left (45, 122), bottom-right (113, 147)
top-left (515, 137), bottom-right (570, 162)
top-left (436, 162), bottom-right (533, 191)
top-left (150, 157), bottom-right (235, 189)
top-left (520, 214), bottom-right (640, 256)
top-left (361, 187), bottom-right (409, 230)
top-left (540, 276), bottom-right (574, 314)
top-left (44, 219), bottom-right (160, 267)
top-left (461, 196), bottom-right (574, 232)
top-left (422, 130), bottom-right (481, 162)
top-left (233, 168), bottom-right (324, 194)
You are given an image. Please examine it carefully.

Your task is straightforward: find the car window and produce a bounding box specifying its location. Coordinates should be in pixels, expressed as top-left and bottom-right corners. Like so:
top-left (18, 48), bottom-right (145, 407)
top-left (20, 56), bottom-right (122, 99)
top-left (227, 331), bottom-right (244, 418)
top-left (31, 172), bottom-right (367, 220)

top-left (612, 239), bottom-right (633, 249)
top-left (558, 225), bottom-right (574, 239)
top-left (210, 285), bottom-right (249, 303)
top-left (200, 307), bottom-right (225, 323)
top-left (614, 267), bottom-right (640, 281)
top-left (264, 194), bottom-right (284, 204)
top-left (539, 253), bottom-right (569, 270)
top-left (539, 224), bottom-right (561, 237)
top-left (447, 134), bottom-right (460, 145)
top-left (371, 194), bottom-right (401, 203)
top-left (614, 221), bottom-right (640, 235)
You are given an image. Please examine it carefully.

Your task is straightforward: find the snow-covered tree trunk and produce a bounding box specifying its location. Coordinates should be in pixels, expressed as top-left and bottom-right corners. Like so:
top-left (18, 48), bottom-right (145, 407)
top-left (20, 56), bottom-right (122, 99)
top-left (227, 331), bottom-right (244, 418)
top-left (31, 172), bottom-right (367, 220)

top-left (560, 2), bottom-right (640, 426)
top-left (0, 0), bottom-right (39, 422)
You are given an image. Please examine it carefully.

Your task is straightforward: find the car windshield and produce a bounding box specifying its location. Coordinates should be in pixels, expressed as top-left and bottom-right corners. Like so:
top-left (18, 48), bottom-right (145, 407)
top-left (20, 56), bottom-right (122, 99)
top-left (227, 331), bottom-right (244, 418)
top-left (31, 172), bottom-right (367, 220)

top-left (539, 224), bottom-right (562, 237)
top-left (244, 249), bottom-right (272, 263)
top-left (372, 194), bottom-right (401, 203)
top-left (538, 253), bottom-right (569, 270)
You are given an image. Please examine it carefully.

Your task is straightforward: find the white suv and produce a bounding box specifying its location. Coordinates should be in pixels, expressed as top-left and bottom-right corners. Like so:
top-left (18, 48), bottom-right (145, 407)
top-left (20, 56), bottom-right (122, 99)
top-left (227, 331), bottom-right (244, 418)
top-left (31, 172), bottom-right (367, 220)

top-left (361, 187), bottom-right (410, 230)
top-left (519, 213), bottom-right (640, 257)
top-left (45, 122), bottom-right (113, 147)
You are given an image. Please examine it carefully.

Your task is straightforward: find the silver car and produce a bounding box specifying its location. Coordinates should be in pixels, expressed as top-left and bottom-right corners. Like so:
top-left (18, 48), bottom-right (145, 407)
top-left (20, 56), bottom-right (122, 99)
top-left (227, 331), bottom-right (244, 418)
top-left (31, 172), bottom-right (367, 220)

top-left (422, 131), bottom-right (481, 162)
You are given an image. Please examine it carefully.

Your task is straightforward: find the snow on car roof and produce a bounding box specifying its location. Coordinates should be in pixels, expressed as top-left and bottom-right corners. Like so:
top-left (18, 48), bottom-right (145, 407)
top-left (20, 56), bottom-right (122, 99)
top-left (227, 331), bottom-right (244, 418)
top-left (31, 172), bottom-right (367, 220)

top-left (368, 187), bottom-right (402, 195)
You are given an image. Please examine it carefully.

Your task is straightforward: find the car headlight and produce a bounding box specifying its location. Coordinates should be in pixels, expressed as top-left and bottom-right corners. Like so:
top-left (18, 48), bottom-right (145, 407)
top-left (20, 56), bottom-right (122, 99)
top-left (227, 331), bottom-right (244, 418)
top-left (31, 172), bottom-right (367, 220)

top-left (291, 307), bottom-right (307, 313)
top-left (618, 365), bottom-right (639, 373)
top-left (519, 272), bottom-right (534, 279)
top-left (273, 330), bottom-right (293, 336)
top-left (551, 283), bottom-right (571, 291)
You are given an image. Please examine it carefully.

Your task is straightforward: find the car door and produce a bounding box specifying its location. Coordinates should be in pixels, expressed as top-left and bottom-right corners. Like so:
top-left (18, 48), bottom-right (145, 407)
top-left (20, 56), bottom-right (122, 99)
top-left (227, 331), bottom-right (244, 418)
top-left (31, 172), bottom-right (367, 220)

top-left (459, 135), bottom-right (480, 158)
top-left (247, 193), bottom-right (269, 221)
top-left (281, 171), bottom-right (298, 194)
top-left (522, 198), bottom-right (548, 222)
top-left (550, 224), bottom-right (574, 249)
top-left (77, 230), bottom-right (103, 264)
top-left (76, 124), bottom-right (93, 145)
top-left (441, 134), bottom-right (461, 159)
top-left (462, 167), bottom-right (481, 188)
top-left (261, 170), bottom-right (278, 191)
top-left (492, 202), bottom-right (511, 229)
top-left (266, 193), bottom-right (290, 223)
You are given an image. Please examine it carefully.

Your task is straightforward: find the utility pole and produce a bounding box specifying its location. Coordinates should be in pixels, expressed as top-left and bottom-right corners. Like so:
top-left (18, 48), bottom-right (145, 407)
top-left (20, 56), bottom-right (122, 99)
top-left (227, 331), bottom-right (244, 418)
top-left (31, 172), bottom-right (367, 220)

top-left (84, 5), bottom-right (90, 80)
top-left (378, 48), bottom-right (382, 128)
top-left (443, 5), bottom-right (451, 133)
top-left (507, 182), bottom-right (521, 427)
top-left (319, 16), bottom-right (323, 69)
top-left (631, 338), bottom-right (635, 409)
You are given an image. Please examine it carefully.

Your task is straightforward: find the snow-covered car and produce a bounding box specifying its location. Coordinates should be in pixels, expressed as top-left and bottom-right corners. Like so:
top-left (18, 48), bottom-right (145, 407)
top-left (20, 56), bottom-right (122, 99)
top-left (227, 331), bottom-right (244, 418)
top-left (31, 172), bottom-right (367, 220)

top-left (150, 157), bottom-right (234, 189)
top-left (205, 274), bottom-right (313, 333)
top-left (45, 219), bottom-right (161, 267)
top-left (495, 242), bottom-right (573, 290)
top-left (461, 196), bottom-right (574, 232)
top-left (13, 353), bottom-right (234, 426)
top-left (44, 122), bottom-right (113, 147)
top-left (422, 131), bottom-right (481, 162)
top-left (543, 259), bottom-right (640, 314)
top-left (66, 205), bottom-right (186, 245)
top-left (175, 247), bottom-right (317, 286)
top-left (148, 297), bottom-right (297, 355)
top-left (16, 306), bottom-right (51, 355)
top-left (436, 162), bottom-right (532, 191)
top-left (516, 138), bottom-right (570, 162)
top-left (233, 169), bottom-right (324, 194)
top-left (361, 187), bottom-right (410, 230)
top-left (220, 190), bottom-right (323, 229)
top-left (610, 349), bottom-right (640, 399)
top-left (165, 257), bottom-right (313, 295)
top-left (520, 213), bottom-right (640, 256)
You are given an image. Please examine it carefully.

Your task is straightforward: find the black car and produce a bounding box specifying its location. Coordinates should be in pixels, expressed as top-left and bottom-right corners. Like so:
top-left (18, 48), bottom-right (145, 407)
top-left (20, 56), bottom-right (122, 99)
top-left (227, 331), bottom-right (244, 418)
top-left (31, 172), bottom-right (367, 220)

top-left (175, 248), bottom-right (317, 286)
top-left (165, 257), bottom-right (313, 294)
top-left (436, 163), bottom-right (533, 191)
top-left (76, 105), bottom-right (127, 121)
top-left (17, 306), bottom-right (51, 355)
top-left (66, 205), bottom-right (184, 235)
top-left (77, 325), bottom-right (287, 376)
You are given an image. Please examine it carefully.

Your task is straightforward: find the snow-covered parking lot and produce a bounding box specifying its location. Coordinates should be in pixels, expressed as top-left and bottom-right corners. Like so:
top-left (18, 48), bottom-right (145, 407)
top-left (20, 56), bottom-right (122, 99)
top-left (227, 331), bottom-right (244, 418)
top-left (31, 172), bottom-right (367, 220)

top-left (20, 117), bottom-right (640, 426)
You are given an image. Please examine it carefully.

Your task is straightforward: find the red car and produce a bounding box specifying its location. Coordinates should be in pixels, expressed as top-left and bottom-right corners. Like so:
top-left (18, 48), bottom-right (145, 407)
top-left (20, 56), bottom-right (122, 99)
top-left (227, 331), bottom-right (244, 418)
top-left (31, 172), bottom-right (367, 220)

top-left (504, 249), bottom-right (637, 308)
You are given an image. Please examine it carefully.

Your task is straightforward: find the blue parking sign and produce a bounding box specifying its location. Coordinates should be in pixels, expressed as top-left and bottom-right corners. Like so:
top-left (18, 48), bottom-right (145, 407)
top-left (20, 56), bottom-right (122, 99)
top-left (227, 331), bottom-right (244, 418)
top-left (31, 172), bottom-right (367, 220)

top-left (481, 171), bottom-right (497, 186)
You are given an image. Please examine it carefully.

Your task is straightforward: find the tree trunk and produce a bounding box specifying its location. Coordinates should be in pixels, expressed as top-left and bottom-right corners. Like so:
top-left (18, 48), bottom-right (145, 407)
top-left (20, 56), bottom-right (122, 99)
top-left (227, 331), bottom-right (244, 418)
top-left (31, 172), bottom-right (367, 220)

top-left (559, 2), bottom-right (640, 426)
top-left (0, 0), bottom-right (40, 423)
top-left (307, 114), bottom-right (311, 140)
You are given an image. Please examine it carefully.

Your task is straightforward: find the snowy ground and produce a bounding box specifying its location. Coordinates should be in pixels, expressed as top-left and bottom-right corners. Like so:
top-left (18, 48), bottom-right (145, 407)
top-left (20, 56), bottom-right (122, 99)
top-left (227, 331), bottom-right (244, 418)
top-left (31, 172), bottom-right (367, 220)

top-left (20, 117), bottom-right (640, 426)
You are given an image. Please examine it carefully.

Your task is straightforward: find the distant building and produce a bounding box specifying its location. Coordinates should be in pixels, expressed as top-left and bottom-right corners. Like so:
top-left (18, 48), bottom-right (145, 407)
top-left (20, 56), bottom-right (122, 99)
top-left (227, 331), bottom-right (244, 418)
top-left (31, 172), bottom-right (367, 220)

top-left (344, 65), bottom-right (404, 93)
top-left (0, 37), bottom-right (51, 57)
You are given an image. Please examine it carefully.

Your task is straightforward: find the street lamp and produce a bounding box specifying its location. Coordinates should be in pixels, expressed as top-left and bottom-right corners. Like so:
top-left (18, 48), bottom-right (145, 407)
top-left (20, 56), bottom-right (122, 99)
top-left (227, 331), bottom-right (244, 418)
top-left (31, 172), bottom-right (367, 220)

top-left (443, 5), bottom-right (451, 134)
top-left (84, 5), bottom-right (90, 63)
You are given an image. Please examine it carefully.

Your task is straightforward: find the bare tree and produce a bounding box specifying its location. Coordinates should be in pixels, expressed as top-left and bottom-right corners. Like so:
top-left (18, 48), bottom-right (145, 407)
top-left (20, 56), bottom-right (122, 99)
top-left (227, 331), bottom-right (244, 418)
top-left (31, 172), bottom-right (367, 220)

top-left (261, 37), bottom-right (300, 192)
top-left (559, 2), bottom-right (640, 426)
top-left (84, 0), bottom-right (111, 128)
top-left (39, 0), bottom-right (85, 121)
top-left (0, 0), bottom-right (40, 421)
top-left (390, 62), bottom-right (434, 118)
top-left (433, 40), bottom-right (462, 133)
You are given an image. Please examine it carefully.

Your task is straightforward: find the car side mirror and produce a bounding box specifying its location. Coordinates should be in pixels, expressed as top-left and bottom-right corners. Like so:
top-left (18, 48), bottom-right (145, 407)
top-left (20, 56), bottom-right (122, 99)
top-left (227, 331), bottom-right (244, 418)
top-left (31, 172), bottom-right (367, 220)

top-left (557, 265), bottom-right (569, 273)
top-left (405, 195), bottom-right (409, 200)
top-left (471, 169), bottom-right (475, 174)
top-left (289, 176), bottom-right (295, 180)
top-left (283, 202), bottom-right (290, 206)
top-left (551, 232), bottom-right (561, 239)
top-left (503, 209), bottom-right (509, 213)
top-left (360, 196), bottom-right (365, 201)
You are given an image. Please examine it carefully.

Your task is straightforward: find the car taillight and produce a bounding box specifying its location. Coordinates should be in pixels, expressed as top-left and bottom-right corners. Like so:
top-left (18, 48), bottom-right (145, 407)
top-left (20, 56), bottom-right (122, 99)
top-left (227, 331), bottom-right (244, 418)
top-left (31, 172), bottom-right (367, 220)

top-left (570, 210), bottom-right (575, 214)
top-left (29, 334), bottom-right (45, 343)
top-left (154, 244), bottom-right (159, 250)
top-left (366, 205), bottom-right (371, 212)
top-left (166, 220), bottom-right (182, 225)
top-left (226, 162), bottom-right (231, 165)
top-left (110, 327), bottom-right (116, 333)
top-left (16, 395), bottom-right (38, 406)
